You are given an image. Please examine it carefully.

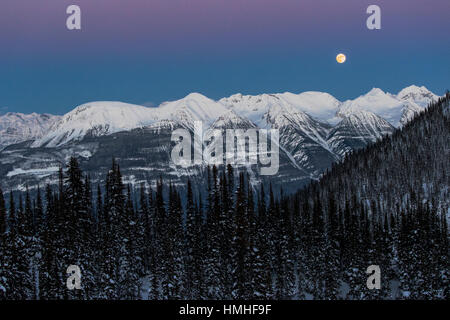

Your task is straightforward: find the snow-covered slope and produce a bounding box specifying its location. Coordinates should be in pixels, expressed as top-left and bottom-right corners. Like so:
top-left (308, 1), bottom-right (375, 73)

top-left (219, 91), bottom-right (341, 125)
top-left (0, 112), bottom-right (61, 150)
top-left (157, 93), bottom-right (229, 129)
top-left (21, 85), bottom-right (441, 155)
top-left (338, 88), bottom-right (408, 127)
top-left (220, 93), bottom-right (337, 173)
top-left (276, 91), bottom-right (341, 124)
top-left (219, 86), bottom-right (439, 161)
top-left (0, 85), bottom-right (443, 196)
top-left (338, 86), bottom-right (439, 127)
top-left (208, 109), bottom-right (255, 130)
top-left (32, 93), bottom-right (230, 148)
top-left (397, 85), bottom-right (439, 107)
top-left (32, 102), bottom-right (158, 148)
top-left (327, 111), bottom-right (395, 157)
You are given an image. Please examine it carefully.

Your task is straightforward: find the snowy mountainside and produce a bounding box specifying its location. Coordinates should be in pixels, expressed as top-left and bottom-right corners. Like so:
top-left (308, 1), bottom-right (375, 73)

top-left (218, 91), bottom-right (340, 125)
top-left (275, 91), bottom-right (342, 124)
top-left (0, 85), bottom-right (442, 194)
top-left (32, 94), bottom-right (230, 148)
top-left (24, 85), bottom-right (440, 151)
top-left (337, 86), bottom-right (438, 127)
top-left (0, 112), bottom-right (61, 150)
top-left (157, 93), bottom-right (230, 128)
top-left (219, 93), bottom-right (337, 174)
top-left (207, 109), bottom-right (256, 131)
top-left (31, 102), bottom-right (157, 148)
top-left (397, 85), bottom-right (439, 107)
top-left (327, 110), bottom-right (395, 157)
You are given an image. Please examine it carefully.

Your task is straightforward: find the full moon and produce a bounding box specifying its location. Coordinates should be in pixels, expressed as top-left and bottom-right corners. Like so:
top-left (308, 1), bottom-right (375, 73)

top-left (336, 53), bottom-right (346, 64)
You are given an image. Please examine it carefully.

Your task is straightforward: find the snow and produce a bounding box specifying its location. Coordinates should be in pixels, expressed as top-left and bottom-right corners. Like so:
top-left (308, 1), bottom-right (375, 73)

top-left (208, 109), bottom-right (254, 129)
top-left (220, 86), bottom-right (439, 129)
top-left (397, 85), bottom-right (439, 107)
top-left (338, 86), bottom-right (439, 127)
top-left (32, 102), bottom-right (158, 148)
top-left (157, 92), bottom-right (229, 128)
top-left (79, 150), bottom-right (92, 159)
top-left (0, 112), bottom-right (61, 150)
top-left (219, 91), bottom-right (340, 126)
top-left (338, 89), bottom-right (407, 127)
top-left (6, 166), bottom-right (61, 178)
top-left (341, 110), bottom-right (394, 139)
top-left (277, 91), bottom-right (341, 123)
top-left (32, 94), bottom-right (230, 148)
top-left (8, 85), bottom-right (438, 151)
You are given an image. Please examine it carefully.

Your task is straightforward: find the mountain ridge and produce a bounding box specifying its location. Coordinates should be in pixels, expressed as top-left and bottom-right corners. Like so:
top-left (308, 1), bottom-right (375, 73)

top-left (2, 85), bottom-right (439, 151)
top-left (0, 112), bottom-right (61, 150)
top-left (0, 85), bottom-right (442, 193)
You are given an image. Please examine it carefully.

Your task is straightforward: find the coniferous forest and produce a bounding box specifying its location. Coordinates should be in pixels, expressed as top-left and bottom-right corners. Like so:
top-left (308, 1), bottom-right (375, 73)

top-left (0, 94), bottom-right (448, 300)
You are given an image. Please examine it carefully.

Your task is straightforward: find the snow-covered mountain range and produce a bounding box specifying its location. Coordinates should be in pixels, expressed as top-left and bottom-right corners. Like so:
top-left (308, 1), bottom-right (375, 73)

top-left (9, 85), bottom-right (437, 150)
top-left (0, 112), bottom-right (61, 150)
top-left (31, 93), bottom-right (231, 148)
top-left (0, 85), bottom-right (441, 192)
top-left (337, 86), bottom-right (438, 127)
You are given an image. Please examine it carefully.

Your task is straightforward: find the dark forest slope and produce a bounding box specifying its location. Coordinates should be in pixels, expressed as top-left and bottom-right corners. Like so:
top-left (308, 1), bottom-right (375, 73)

top-left (291, 93), bottom-right (449, 299)
top-left (0, 94), bottom-right (448, 300)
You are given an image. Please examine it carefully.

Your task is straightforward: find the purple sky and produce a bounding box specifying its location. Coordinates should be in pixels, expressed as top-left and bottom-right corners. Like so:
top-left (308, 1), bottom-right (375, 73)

top-left (2, 0), bottom-right (447, 55)
top-left (0, 0), bottom-right (449, 114)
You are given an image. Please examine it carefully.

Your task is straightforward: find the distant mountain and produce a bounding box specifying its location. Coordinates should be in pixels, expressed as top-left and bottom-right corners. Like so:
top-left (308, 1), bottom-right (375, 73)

top-left (31, 102), bottom-right (156, 148)
top-left (327, 110), bottom-right (395, 157)
top-left (397, 85), bottom-right (439, 107)
top-left (338, 86), bottom-right (439, 127)
top-left (32, 94), bottom-right (230, 148)
top-left (290, 93), bottom-right (449, 299)
top-left (302, 91), bottom-right (450, 220)
top-left (157, 93), bottom-right (230, 128)
top-left (0, 86), bottom-right (442, 193)
top-left (0, 113), bottom-right (61, 150)
top-left (219, 93), bottom-right (337, 175)
top-left (219, 91), bottom-right (341, 125)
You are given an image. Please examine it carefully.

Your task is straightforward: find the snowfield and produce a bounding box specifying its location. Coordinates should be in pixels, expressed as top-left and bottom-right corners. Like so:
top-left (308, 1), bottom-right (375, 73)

top-left (0, 85), bottom-right (441, 193)
top-left (6, 166), bottom-right (61, 178)
top-left (0, 85), bottom-right (438, 151)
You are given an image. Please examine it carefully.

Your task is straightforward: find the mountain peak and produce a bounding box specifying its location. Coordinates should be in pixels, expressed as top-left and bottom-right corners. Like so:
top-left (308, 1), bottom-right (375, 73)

top-left (397, 85), bottom-right (427, 95)
top-left (32, 102), bottom-right (157, 148)
top-left (0, 112), bottom-right (61, 150)
top-left (367, 88), bottom-right (386, 96)
top-left (397, 85), bottom-right (435, 98)
top-left (159, 93), bottom-right (229, 126)
top-left (183, 92), bottom-right (212, 102)
top-left (4, 86), bottom-right (441, 150)
top-left (397, 85), bottom-right (439, 108)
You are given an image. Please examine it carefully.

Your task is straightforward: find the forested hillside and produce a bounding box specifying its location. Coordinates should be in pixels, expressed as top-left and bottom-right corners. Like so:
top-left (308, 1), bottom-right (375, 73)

top-left (0, 94), bottom-right (448, 300)
top-left (291, 92), bottom-right (449, 299)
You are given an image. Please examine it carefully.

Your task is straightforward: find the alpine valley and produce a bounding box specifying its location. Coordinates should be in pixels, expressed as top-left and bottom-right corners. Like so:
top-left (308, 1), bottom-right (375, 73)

top-left (0, 85), bottom-right (440, 195)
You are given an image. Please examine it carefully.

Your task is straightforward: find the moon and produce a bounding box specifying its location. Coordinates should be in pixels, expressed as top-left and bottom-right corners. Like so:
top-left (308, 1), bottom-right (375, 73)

top-left (336, 53), bottom-right (346, 64)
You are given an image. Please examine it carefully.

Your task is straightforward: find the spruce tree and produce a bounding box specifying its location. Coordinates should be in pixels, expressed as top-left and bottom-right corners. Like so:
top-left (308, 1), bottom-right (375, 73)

top-left (0, 188), bottom-right (7, 299)
top-left (204, 166), bottom-right (222, 299)
top-left (184, 179), bottom-right (198, 298)
top-left (232, 172), bottom-right (249, 299)
top-left (0, 188), bottom-right (6, 235)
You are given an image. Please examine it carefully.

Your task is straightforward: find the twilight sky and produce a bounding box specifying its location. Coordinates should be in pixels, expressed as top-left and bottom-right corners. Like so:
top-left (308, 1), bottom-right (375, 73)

top-left (0, 0), bottom-right (449, 115)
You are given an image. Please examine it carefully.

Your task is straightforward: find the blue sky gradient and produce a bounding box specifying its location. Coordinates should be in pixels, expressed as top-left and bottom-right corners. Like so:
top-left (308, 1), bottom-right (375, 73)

top-left (0, 0), bottom-right (449, 114)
